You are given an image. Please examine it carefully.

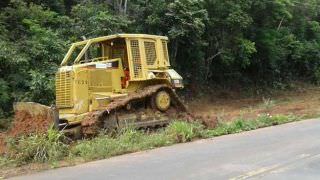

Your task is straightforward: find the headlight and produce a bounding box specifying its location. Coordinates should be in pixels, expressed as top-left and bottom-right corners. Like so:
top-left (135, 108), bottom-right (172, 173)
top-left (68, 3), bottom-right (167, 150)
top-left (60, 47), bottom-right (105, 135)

top-left (172, 79), bottom-right (183, 88)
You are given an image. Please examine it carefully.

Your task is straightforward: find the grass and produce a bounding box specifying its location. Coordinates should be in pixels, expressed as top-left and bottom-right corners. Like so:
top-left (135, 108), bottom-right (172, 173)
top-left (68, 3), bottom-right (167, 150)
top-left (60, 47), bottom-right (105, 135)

top-left (70, 121), bottom-right (203, 161)
top-left (202, 114), bottom-right (298, 138)
top-left (0, 117), bottom-right (12, 132)
top-left (0, 114), bottom-right (303, 172)
top-left (261, 97), bottom-right (276, 109)
top-left (165, 121), bottom-right (204, 143)
top-left (5, 128), bottom-right (68, 165)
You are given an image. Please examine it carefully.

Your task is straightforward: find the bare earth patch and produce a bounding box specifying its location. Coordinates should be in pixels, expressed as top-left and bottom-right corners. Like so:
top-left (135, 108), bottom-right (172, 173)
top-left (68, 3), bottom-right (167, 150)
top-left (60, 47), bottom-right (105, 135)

top-left (188, 86), bottom-right (320, 122)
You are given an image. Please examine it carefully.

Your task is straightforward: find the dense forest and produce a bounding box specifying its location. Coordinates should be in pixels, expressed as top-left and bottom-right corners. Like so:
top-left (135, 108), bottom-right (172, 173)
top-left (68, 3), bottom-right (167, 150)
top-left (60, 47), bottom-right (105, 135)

top-left (1, 0), bottom-right (320, 118)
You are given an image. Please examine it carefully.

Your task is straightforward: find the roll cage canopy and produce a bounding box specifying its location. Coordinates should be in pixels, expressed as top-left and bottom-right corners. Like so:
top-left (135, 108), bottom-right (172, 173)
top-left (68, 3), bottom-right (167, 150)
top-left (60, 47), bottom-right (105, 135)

top-left (60, 34), bottom-right (169, 66)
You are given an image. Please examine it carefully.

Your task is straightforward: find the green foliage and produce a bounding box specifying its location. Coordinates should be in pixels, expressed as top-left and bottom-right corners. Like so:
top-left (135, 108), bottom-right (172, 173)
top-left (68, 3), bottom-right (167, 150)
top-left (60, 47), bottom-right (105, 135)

top-left (6, 128), bottom-right (68, 164)
top-left (70, 122), bottom-right (205, 161)
top-left (0, 79), bottom-right (10, 117)
top-left (70, 1), bottom-right (130, 38)
top-left (27, 70), bottom-right (56, 104)
top-left (165, 121), bottom-right (204, 143)
top-left (203, 114), bottom-right (298, 137)
top-left (2, 0), bottom-right (320, 117)
top-left (0, 1), bottom-right (69, 115)
top-left (256, 114), bottom-right (297, 126)
top-left (2, 114), bottom-right (301, 167)
top-left (238, 38), bottom-right (257, 68)
top-left (71, 128), bottom-right (173, 161)
top-left (70, 135), bottom-right (120, 160)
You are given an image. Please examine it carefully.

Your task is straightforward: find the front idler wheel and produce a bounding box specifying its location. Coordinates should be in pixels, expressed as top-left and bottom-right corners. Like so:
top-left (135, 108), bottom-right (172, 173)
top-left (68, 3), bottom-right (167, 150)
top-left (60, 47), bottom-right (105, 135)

top-left (152, 90), bottom-right (171, 112)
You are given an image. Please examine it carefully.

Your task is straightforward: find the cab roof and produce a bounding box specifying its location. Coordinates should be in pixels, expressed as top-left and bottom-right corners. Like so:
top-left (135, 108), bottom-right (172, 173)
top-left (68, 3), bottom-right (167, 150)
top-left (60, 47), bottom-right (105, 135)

top-left (73, 34), bottom-right (169, 46)
top-left (61, 34), bottom-right (169, 66)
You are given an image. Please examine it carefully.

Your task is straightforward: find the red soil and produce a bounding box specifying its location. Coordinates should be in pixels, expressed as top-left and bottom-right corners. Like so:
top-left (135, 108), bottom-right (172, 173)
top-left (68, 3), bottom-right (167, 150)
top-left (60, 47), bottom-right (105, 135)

top-left (188, 86), bottom-right (320, 122)
top-left (0, 106), bottom-right (55, 154)
top-left (7, 110), bottom-right (53, 137)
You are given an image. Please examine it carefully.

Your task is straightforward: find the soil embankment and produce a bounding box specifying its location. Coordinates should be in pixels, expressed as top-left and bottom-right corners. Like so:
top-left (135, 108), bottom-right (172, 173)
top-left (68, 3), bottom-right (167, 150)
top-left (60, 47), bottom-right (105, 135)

top-left (0, 103), bottom-right (54, 154)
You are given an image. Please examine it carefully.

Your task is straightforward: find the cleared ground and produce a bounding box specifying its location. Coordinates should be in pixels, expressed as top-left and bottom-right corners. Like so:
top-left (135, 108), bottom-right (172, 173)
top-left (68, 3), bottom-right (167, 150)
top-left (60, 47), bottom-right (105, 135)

top-left (188, 84), bottom-right (320, 123)
top-left (11, 118), bottom-right (320, 180)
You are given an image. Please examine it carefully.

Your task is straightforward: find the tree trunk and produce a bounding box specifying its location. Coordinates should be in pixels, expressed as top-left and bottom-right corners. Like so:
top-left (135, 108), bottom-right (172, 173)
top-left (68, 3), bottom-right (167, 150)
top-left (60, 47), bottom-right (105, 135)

top-left (114, 0), bottom-right (128, 15)
top-left (170, 40), bottom-right (179, 67)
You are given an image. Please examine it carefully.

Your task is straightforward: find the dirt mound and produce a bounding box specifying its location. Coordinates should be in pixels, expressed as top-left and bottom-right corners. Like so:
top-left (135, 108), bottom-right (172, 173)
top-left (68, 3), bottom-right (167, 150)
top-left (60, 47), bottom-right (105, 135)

top-left (7, 110), bottom-right (53, 137)
top-left (199, 115), bottom-right (218, 129)
top-left (0, 103), bottom-right (55, 154)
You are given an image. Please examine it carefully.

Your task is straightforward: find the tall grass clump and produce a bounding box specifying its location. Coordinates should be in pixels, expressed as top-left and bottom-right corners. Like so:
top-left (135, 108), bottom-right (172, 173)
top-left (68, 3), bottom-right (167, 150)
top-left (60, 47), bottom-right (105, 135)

top-left (6, 128), bottom-right (68, 164)
top-left (117, 128), bottom-right (173, 150)
top-left (70, 134), bottom-right (120, 160)
top-left (0, 156), bottom-right (11, 167)
top-left (165, 121), bottom-right (204, 143)
top-left (261, 97), bottom-right (276, 109)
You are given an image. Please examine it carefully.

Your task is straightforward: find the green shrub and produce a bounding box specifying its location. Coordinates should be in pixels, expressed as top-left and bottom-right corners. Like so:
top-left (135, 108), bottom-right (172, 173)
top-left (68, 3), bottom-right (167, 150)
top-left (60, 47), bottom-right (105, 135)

top-left (140, 132), bottom-right (173, 148)
top-left (224, 119), bottom-right (259, 134)
top-left (0, 156), bottom-right (10, 167)
top-left (6, 128), bottom-right (68, 164)
top-left (258, 114), bottom-right (297, 126)
top-left (118, 128), bottom-right (145, 150)
top-left (70, 135), bottom-right (121, 160)
top-left (165, 121), bottom-right (204, 143)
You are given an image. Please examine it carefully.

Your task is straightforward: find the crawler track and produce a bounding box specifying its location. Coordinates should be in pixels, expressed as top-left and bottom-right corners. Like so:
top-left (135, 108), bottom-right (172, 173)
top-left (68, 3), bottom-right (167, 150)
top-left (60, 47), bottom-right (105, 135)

top-left (81, 84), bottom-right (188, 136)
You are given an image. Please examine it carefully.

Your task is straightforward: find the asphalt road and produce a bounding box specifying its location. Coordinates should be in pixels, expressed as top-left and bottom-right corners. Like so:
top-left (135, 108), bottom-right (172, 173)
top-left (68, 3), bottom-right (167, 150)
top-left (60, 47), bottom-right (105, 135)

top-left (12, 119), bottom-right (320, 180)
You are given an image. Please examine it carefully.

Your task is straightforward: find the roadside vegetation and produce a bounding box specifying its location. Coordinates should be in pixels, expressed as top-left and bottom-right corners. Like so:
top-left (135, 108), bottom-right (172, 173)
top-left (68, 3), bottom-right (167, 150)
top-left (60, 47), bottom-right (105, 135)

top-left (1, 0), bottom-right (320, 177)
top-left (0, 113), bottom-right (301, 176)
top-left (1, 0), bottom-right (320, 122)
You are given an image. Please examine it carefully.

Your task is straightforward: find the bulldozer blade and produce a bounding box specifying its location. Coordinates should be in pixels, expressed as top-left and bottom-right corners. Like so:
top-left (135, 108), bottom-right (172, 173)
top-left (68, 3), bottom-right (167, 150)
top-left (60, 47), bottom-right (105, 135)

top-left (10, 102), bottom-right (59, 136)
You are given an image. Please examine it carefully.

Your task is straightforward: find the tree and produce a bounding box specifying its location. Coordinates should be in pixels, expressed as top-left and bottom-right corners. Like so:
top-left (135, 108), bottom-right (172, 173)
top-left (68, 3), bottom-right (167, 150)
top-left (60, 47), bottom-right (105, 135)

top-left (2, 0), bottom-right (320, 117)
top-left (70, 1), bottom-right (131, 39)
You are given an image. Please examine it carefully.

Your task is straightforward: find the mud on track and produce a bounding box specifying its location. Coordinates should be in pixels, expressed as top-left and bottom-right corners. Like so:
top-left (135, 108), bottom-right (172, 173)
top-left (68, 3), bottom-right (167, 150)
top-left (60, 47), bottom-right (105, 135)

top-left (81, 84), bottom-right (189, 135)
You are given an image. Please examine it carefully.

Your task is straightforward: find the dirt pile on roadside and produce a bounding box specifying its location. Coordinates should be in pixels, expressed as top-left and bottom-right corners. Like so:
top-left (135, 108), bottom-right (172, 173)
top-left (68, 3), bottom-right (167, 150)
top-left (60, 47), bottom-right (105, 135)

top-left (199, 115), bottom-right (219, 128)
top-left (0, 103), bottom-right (55, 154)
top-left (8, 102), bottom-right (55, 137)
top-left (7, 110), bottom-right (53, 137)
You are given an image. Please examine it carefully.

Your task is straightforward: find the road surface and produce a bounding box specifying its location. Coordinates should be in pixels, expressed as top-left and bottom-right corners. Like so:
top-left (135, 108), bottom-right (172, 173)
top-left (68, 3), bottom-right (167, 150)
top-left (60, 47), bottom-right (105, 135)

top-left (12, 119), bottom-right (320, 180)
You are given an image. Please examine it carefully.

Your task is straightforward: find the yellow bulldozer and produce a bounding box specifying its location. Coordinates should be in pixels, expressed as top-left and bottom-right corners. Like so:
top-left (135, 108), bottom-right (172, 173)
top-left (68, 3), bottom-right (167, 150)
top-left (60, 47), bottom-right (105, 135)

top-left (13, 34), bottom-right (187, 136)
